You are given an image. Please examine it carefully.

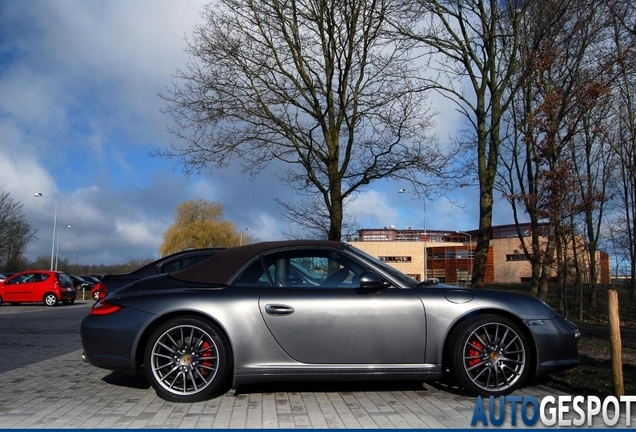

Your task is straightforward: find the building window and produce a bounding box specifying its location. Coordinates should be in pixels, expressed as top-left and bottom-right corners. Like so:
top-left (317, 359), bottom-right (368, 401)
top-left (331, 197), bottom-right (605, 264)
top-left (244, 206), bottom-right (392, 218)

top-left (379, 256), bottom-right (412, 263)
top-left (363, 234), bottom-right (392, 241)
top-left (506, 253), bottom-right (528, 261)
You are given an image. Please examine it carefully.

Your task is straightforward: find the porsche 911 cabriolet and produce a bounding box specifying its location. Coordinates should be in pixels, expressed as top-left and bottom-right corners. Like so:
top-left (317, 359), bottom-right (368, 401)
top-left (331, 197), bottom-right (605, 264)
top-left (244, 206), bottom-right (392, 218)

top-left (81, 240), bottom-right (580, 403)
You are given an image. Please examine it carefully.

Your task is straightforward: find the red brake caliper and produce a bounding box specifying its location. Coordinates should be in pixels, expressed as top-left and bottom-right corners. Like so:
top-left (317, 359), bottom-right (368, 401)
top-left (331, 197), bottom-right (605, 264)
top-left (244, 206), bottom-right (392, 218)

top-left (200, 341), bottom-right (212, 376)
top-left (468, 339), bottom-right (483, 367)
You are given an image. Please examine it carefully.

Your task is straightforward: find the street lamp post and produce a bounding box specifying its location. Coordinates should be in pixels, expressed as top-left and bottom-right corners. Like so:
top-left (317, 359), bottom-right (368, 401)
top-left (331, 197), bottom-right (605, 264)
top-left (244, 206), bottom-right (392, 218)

top-left (34, 193), bottom-right (57, 271)
top-left (55, 225), bottom-right (71, 271)
top-left (398, 189), bottom-right (427, 282)
top-left (456, 231), bottom-right (473, 286)
top-left (239, 228), bottom-right (250, 246)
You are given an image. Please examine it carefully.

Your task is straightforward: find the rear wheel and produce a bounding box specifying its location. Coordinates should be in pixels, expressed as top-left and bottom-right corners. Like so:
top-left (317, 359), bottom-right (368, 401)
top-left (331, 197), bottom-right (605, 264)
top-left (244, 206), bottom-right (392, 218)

top-left (143, 317), bottom-right (232, 403)
top-left (448, 314), bottom-right (530, 396)
top-left (44, 293), bottom-right (58, 307)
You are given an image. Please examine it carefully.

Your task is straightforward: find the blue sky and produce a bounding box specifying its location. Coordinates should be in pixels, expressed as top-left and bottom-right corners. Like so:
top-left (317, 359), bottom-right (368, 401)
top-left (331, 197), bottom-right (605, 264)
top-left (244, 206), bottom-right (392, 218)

top-left (0, 0), bottom-right (512, 266)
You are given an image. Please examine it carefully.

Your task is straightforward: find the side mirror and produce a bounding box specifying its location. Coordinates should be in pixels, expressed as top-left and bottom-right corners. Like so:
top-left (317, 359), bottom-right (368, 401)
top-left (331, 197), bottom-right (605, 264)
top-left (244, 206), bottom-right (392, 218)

top-left (358, 270), bottom-right (389, 290)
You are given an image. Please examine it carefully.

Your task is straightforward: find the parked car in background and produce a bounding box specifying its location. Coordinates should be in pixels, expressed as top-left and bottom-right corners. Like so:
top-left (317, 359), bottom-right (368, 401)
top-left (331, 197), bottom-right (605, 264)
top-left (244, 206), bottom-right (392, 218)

top-left (0, 270), bottom-right (76, 306)
top-left (82, 275), bottom-right (101, 285)
top-left (90, 248), bottom-right (225, 301)
top-left (82, 240), bottom-right (580, 403)
top-left (69, 275), bottom-right (94, 291)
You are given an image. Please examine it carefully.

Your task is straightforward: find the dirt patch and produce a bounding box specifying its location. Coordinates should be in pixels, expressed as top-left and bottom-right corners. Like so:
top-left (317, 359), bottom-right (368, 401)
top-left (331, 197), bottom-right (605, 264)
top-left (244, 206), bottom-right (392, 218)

top-left (540, 322), bottom-right (636, 397)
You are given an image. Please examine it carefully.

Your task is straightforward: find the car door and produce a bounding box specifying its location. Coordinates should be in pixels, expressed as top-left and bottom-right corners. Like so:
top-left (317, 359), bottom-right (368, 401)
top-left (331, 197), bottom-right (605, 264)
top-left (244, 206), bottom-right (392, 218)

top-left (1, 273), bottom-right (35, 301)
top-left (257, 248), bottom-right (427, 364)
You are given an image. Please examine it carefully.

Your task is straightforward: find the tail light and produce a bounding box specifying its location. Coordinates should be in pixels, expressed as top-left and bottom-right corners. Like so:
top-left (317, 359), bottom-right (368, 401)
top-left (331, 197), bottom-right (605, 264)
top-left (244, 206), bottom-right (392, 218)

top-left (95, 282), bottom-right (107, 300)
top-left (89, 300), bottom-right (123, 316)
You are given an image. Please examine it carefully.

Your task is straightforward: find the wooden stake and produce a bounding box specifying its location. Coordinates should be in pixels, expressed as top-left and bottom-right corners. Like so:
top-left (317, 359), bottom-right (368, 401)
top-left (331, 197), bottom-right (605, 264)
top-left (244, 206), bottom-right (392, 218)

top-left (608, 289), bottom-right (624, 397)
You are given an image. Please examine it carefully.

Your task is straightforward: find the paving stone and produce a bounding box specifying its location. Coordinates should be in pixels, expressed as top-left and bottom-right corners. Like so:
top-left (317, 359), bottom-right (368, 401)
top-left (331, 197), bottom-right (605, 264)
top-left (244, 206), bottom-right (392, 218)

top-left (0, 346), bottom-right (633, 428)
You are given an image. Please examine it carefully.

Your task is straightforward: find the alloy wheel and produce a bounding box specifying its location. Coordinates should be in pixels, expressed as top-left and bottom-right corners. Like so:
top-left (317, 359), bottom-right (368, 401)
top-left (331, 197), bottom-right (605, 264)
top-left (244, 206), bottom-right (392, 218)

top-left (149, 324), bottom-right (220, 397)
top-left (461, 321), bottom-right (526, 393)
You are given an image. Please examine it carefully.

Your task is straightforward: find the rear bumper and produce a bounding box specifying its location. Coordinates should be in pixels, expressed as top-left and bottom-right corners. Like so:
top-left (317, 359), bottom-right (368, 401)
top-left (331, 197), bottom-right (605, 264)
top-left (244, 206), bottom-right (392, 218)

top-left (80, 307), bottom-right (155, 374)
top-left (59, 288), bottom-right (76, 300)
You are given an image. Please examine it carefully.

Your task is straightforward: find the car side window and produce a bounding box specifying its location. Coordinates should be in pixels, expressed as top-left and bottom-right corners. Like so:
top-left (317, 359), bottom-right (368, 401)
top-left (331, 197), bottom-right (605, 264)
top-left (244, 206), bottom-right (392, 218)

top-left (262, 249), bottom-right (364, 289)
top-left (231, 259), bottom-right (271, 287)
top-left (34, 273), bottom-right (50, 283)
top-left (13, 273), bottom-right (35, 284)
top-left (160, 252), bottom-right (219, 273)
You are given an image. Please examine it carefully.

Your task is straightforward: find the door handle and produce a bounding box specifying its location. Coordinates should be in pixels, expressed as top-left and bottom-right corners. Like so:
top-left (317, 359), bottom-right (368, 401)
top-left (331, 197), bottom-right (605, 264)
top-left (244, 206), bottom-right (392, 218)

top-left (265, 304), bottom-right (295, 316)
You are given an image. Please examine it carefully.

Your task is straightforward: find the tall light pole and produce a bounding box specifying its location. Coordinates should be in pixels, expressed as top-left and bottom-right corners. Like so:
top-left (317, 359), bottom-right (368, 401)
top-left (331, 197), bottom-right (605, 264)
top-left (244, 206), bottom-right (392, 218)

top-left (239, 228), bottom-right (250, 246)
top-left (55, 225), bottom-right (71, 271)
top-left (34, 193), bottom-right (57, 271)
top-left (456, 230), bottom-right (473, 286)
top-left (398, 189), bottom-right (427, 282)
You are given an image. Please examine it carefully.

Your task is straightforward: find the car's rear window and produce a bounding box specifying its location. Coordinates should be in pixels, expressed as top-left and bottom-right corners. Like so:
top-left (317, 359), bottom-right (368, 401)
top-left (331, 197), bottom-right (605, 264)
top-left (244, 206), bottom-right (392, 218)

top-left (57, 273), bottom-right (73, 287)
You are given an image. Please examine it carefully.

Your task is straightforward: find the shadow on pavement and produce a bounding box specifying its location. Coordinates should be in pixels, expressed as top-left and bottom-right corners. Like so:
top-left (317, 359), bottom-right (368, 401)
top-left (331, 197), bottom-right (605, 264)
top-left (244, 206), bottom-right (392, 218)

top-left (102, 371), bottom-right (150, 389)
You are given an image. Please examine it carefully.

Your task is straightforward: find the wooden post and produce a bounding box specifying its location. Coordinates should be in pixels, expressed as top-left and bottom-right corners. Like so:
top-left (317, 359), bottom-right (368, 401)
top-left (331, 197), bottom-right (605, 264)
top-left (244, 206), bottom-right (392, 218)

top-left (608, 289), bottom-right (624, 396)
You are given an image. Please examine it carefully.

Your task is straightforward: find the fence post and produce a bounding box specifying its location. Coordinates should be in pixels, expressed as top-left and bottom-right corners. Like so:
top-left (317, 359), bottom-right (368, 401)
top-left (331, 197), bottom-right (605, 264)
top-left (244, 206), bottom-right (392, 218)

top-left (608, 289), bottom-right (624, 397)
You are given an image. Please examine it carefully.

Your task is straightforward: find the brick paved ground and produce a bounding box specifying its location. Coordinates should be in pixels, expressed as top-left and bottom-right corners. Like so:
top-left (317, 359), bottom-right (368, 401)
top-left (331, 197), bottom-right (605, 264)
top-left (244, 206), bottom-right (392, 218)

top-left (0, 349), bottom-right (633, 428)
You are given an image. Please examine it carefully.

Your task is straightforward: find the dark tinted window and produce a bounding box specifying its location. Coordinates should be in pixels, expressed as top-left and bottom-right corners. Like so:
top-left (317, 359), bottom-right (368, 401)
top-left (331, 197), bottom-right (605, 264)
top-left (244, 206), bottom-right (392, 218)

top-left (34, 273), bottom-right (50, 282)
top-left (57, 273), bottom-right (73, 287)
top-left (160, 252), bottom-right (219, 273)
top-left (232, 259), bottom-right (270, 287)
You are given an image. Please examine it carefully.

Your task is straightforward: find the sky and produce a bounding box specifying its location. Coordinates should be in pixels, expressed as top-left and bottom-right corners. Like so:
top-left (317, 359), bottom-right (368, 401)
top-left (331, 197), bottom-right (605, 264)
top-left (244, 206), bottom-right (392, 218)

top-left (0, 0), bottom-right (514, 266)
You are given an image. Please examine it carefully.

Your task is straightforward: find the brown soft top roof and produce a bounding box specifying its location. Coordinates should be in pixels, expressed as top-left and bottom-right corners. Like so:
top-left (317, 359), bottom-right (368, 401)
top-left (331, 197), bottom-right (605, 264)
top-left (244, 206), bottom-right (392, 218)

top-left (169, 240), bottom-right (345, 284)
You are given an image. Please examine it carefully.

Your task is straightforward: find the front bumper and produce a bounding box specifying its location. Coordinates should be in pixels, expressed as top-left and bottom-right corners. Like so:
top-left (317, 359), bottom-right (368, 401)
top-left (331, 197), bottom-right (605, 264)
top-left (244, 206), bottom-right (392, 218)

top-left (528, 316), bottom-right (580, 377)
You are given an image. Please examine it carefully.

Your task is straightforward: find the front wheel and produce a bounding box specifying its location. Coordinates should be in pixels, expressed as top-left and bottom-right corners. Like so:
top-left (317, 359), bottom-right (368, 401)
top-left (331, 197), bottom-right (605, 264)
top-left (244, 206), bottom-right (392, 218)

top-left (447, 314), bottom-right (530, 396)
top-left (44, 293), bottom-right (58, 307)
top-left (143, 317), bottom-right (232, 403)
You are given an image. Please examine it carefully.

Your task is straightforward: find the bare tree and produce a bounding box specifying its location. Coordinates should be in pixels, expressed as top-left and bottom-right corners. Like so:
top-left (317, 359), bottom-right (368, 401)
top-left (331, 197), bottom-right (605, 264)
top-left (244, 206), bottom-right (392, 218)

top-left (606, 0), bottom-right (636, 299)
top-left (391, 0), bottom-right (528, 288)
top-left (498, 0), bottom-right (615, 302)
top-left (0, 191), bottom-right (37, 271)
top-left (160, 0), bottom-right (454, 241)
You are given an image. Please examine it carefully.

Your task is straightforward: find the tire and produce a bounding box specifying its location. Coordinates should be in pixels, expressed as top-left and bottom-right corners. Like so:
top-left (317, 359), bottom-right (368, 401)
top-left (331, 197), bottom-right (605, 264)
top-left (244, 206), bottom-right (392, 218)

top-left (93, 291), bottom-right (100, 301)
top-left (44, 293), bottom-right (58, 307)
top-left (62, 300), bottom-right (71, 305)
top-left (143, 317), bottom-right (232, 403)
top-left (447, 314), bottom-right (530, 396)
top-left (0, 295), bottom-right (3, 306)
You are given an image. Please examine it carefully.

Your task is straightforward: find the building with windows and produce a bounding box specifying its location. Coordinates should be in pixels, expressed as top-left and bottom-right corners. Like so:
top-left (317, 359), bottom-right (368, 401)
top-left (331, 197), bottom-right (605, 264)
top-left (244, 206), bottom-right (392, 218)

top-left (354, 224), bottom-right (610, 285)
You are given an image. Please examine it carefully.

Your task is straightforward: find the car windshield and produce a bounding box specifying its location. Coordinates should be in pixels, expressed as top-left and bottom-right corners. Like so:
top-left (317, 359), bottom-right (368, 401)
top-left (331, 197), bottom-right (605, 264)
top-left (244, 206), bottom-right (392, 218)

top-left (345, 243), bottom-right (420, 288)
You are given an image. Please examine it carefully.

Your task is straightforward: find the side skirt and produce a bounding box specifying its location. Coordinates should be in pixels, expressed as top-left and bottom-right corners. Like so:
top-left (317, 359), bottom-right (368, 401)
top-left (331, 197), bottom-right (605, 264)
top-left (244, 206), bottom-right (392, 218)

top-left (233, 363), bottom-right (442, 387)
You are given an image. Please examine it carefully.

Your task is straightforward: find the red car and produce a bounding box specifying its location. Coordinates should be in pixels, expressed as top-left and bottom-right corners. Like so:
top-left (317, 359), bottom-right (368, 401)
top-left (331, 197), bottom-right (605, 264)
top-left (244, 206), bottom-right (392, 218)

top-left (0, 270), bottom-right (76, 306)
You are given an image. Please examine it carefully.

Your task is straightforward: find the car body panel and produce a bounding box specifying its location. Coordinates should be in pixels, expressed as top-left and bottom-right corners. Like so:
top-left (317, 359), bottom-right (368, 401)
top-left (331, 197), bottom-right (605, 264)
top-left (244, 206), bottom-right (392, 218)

top-left (259, 287), bottom-right (427, 364)
top-left (81, 241), bottom-right (579, 395)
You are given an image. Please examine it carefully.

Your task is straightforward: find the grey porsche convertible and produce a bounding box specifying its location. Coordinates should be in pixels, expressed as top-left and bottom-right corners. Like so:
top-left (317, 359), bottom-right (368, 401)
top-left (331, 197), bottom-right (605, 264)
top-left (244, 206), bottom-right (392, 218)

top-left (81, 240), bottom-right (580, 403)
